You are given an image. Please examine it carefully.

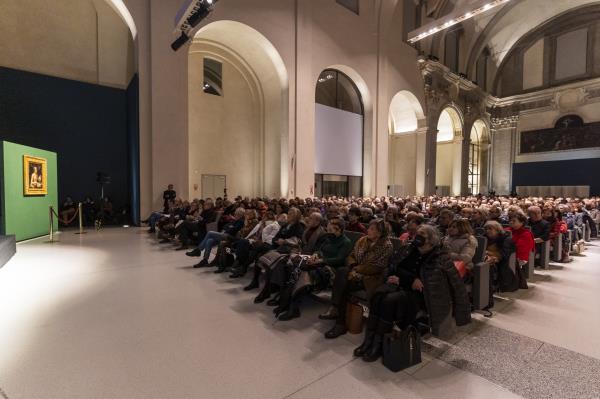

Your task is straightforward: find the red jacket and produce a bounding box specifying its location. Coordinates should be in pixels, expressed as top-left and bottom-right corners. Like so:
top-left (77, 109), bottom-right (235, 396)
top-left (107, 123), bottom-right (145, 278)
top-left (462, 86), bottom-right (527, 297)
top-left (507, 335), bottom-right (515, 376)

top-left (506, 227), bottom-right (535, 262)
top-left (550, 220), bottom-right (568, 240)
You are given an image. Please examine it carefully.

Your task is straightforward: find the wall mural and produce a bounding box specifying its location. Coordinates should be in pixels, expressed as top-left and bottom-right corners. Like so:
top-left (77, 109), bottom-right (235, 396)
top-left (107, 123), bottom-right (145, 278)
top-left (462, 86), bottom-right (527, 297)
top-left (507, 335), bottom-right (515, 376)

top-left (23, 155), bottom-right (48, 196)
top-left (520, 115), bottom-right (600, 154)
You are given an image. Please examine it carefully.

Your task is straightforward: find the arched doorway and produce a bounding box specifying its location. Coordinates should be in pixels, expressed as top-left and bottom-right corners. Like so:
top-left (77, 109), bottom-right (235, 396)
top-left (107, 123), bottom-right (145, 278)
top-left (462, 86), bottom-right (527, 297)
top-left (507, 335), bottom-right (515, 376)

top-left (436, 107), bottom-right (463, 196)
top-left (314, 69), bottom-right (364, 198)
top-left (190, 21), bottom-right (289, 198)
top-left (388, 91), bottom-right (425, 196)
top-left (468, 119), bottom-right (490, 195)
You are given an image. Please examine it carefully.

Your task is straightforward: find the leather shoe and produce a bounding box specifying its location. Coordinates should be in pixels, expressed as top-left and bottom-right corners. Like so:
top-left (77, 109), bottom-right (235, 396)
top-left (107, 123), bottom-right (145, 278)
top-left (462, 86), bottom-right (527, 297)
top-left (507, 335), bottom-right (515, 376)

top-left (193, 259), bottom-right (208, 268)
top-left (324, 324), bottom-right (347, 339)
top-left (186, 248), bottom-right (201, 257)
top-left (244, 280), bottom-right (259, 291)
top-left (362, 334), bottom-right (383, 362)
top-left (278, 307), bottom-right (300, 321)
top-left (318, 307), bottom-right (338, 320)
top-left (229, 270), bottom-right (245, 278)
top-left (253, 291), bottom-right (271, 304)
top-left (266, 298), bottom-right (279, 307)
top-left (353, 330), bottom-right (375, 357)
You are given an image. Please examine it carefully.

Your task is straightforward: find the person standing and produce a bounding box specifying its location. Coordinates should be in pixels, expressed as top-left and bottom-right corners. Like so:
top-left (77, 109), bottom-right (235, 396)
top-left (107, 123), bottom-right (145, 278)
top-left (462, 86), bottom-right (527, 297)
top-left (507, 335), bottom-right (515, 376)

top-left (163, 184), bottom-right (176, 213)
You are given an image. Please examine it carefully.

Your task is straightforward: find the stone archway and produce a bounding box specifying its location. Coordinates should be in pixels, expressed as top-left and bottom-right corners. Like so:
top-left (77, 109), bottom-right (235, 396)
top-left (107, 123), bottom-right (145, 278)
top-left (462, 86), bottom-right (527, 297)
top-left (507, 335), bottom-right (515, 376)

top-left (189, 21), bottom-right (289, 198)
top-left (388, 91), bottom-right (426, 196)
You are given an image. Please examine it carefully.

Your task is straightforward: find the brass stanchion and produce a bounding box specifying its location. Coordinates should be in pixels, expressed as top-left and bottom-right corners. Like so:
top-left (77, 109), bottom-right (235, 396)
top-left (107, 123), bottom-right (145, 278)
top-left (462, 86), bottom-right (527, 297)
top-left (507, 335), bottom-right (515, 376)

top-left (75, 202), bottom-right (86, 235)
top-left (49, 205), bottom-right (54, 242)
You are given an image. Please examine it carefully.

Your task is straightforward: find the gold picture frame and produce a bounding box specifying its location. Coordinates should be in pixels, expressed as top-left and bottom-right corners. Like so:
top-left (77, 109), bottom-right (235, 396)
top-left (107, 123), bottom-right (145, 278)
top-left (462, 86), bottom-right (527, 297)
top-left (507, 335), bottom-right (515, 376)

top-left (23, 155), bottom-right (48, 196)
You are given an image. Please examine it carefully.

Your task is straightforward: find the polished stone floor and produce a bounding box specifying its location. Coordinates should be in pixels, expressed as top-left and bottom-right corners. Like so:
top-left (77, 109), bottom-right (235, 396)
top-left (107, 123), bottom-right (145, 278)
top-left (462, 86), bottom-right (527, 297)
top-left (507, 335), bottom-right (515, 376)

top-left (0, 228), bottom-right (598, 399)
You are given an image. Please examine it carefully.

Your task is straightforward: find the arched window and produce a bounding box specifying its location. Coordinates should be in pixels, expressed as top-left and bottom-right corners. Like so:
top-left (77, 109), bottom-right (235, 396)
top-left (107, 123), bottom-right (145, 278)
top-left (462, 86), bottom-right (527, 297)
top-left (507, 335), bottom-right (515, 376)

top-left (314, 69), bottom-right (364, 197)
top-left (436, 108), bottom-right (462, 196)
top-left (468, 120), bottom-right (489, 195)
top-left (469, 125), bottom-right (482, 195)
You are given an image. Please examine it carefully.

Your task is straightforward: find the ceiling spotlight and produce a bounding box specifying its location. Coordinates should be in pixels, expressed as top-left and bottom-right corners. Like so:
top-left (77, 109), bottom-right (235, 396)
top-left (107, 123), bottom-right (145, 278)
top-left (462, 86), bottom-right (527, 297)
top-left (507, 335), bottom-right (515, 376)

top-left (171, 0), bottom-right (219, 52)
top-left (407, 0), bottom-right (511, 44)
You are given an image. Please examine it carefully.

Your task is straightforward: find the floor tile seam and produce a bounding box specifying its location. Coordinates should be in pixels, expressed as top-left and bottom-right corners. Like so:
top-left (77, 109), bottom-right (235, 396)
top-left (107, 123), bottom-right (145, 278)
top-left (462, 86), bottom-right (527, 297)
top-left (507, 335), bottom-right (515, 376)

top-left (485, 321), bottom-right (600, 362)
top-left (433, 328), bottom-right (600, 399)
top-left (412, 358), bottom-right (526, 398)
top-left (280, 358), bottom-right (358, 399)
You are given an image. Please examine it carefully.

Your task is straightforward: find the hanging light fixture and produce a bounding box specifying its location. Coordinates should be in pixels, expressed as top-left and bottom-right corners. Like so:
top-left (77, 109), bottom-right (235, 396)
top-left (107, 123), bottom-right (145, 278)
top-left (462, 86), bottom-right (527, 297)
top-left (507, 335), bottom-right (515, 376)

top-left (407, 0), bottom-right (512, 44)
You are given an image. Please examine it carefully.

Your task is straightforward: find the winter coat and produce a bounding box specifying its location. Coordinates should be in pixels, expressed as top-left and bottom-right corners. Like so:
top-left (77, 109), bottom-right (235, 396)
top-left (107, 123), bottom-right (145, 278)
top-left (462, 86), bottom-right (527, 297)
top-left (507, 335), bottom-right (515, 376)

top-left (301, 226), bottom-right (326, 255)
top-left (318, 234), bottom-right (353, 268)
top-left (347, 236), bottom-right (393, 298)
top-left (391, 246), bottom-right (471, 336)
top-left (443, 234), bottom-right (478, 270)
top-left (506, 227), bottom-right (535, 262)
top-left (488, 231), bottom-right (518, 292)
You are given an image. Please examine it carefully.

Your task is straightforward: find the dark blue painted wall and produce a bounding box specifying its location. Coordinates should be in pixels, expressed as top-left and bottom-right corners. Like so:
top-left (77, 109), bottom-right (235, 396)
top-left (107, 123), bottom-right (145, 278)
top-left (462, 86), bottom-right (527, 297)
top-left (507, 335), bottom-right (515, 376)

top-left (0, 66), bottom-right (135, 216)
top-left (512, 158), bottom-right (600, 195)
top-left (126, 75), bottom-right (140, 225)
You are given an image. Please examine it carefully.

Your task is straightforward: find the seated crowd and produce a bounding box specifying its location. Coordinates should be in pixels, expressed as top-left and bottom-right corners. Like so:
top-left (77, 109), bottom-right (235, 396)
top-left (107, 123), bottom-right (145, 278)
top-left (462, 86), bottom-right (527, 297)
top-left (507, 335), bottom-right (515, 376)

top-left (59, 195), bottom-right (126, 227)
top-left (143, 190), bottom-right (600, 363)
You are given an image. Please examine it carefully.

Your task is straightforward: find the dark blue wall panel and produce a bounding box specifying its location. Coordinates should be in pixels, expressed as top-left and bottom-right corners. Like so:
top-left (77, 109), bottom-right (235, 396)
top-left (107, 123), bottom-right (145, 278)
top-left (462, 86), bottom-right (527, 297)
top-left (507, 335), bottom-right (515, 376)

top-left (512, 158), bottom-right (600, 195)
top-left (126, 75), bottom-right (140, 225)
top-left (0, 66), bottom-right (132, 214)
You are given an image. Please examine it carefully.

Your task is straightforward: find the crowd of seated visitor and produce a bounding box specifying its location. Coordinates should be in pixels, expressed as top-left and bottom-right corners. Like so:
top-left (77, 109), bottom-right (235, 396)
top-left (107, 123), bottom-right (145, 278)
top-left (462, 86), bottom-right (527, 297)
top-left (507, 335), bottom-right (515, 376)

top-left (143, 189), bottom-right (600, 363)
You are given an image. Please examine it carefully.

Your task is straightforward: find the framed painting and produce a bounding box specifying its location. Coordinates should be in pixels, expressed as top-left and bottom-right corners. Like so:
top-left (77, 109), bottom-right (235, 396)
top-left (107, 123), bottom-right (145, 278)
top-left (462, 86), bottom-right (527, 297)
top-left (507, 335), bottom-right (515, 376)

top-left (23, 155), bottom-right (48, 196)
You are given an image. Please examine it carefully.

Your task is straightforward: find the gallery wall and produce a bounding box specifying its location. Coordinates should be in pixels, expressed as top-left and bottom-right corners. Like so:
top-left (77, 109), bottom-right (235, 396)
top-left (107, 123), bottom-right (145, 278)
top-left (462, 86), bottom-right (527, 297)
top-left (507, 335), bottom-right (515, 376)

top-left (0, 141), bottom-right (58, 241)
top-left (512, 158), bottom-right (600, 195)
top-left (0, 66), bottom-right (132, 213)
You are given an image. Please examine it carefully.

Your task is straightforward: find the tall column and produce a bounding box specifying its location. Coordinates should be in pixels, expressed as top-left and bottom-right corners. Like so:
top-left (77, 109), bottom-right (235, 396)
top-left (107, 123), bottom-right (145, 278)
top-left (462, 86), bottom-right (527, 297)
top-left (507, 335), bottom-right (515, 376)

top-left (452, 135), bottom-right (465, 196)
top-left (459, 119), bottom-right (474, 196)
top-left (423, 126), bottom-right (438, 195)
top-left (490, 124), bottom-right (517, 195)
top-left (292, 0), bottom-right (315, 198)
top-left (414, 127), bottom-right (429, 196)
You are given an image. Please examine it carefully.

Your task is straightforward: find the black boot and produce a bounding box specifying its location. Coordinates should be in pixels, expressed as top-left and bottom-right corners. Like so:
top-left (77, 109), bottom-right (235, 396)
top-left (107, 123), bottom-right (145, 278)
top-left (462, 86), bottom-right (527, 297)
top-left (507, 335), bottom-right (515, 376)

top-left (230, 261), bottom-right (249, 278)
top-left (254, 285), bottom-right (272, 304)
top-left (324, 323), bottom-right (348, 339)
top-left (278, 303), bottom-right (300, 321)
top-left (362, 334), bottom-right (383, 362)
top-left (186, 248), bottom-right (201, 257)
top-left (193, 259), bottom-right (209, 268)
top-left (363, 320), bottom-right (393, 362)
top-left (353, 315), bottom-right (379, 357)
top-left (244, 268), bottom-right (261, 291)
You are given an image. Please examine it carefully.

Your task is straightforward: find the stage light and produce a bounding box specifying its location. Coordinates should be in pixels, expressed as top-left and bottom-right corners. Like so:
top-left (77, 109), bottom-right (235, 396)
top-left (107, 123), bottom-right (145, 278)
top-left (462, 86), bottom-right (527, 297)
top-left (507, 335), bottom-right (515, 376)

top-left (171, 0), bottom-right (219, 52)
top-left (407, 0), bottom-right (511, 44)
top-left (171, 31), bottom-right (190, 51)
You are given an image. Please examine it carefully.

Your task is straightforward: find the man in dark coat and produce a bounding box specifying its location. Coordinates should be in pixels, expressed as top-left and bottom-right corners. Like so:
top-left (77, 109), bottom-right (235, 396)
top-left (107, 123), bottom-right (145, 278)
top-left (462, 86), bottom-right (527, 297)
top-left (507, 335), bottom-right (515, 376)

top-left (163, 184), bottom-right (176, 213)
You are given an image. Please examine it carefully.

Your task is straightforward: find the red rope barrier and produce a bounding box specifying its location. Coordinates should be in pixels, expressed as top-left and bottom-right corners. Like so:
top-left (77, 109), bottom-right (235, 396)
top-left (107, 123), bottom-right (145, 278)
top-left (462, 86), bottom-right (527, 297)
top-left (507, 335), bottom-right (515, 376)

top-left (51, 207), bottom-right (80, 225)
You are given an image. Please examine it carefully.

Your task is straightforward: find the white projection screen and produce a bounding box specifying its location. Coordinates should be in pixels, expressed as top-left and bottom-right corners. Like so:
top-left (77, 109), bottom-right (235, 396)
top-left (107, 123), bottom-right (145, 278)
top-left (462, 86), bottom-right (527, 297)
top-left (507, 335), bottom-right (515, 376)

top-left (315, 104), bottom-right (363, 176)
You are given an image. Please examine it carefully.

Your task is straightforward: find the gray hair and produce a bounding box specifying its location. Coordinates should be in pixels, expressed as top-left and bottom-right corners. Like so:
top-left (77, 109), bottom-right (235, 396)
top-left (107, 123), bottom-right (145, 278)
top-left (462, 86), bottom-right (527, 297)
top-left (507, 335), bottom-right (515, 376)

top-left (310, 212), bottom-right (323, 222)
top-left (484, 220), bottom-right (504, 235)
top-left (417, 224), bottom-right (441, 247)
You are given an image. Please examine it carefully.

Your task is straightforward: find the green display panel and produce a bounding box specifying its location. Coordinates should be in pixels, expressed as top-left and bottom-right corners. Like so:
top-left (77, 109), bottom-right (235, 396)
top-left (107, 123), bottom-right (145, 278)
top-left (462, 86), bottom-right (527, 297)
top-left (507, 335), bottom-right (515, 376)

top-left (0, 141), bottom-right (58, 241)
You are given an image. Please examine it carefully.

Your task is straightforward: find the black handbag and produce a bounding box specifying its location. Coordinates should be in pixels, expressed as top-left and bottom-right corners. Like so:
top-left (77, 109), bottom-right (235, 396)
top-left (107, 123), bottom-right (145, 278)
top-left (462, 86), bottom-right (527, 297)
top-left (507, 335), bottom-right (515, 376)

top-left (382, 326), bottom-right (422, 372)
top-left (220, 247), bottom-right (235, 269)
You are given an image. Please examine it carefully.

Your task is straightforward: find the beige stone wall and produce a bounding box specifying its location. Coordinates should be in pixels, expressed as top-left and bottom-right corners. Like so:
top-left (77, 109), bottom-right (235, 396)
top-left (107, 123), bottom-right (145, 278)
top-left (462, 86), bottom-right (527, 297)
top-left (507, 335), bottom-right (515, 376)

top-left (388, 134), bottom-right (417, 196)
top-left (188, 50), bottom-right (260, 199)
top-left (0, 0), bottom-right (134, 88)
top-left (436, 142), bottom-right (454, 189)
